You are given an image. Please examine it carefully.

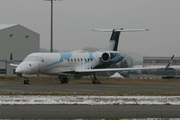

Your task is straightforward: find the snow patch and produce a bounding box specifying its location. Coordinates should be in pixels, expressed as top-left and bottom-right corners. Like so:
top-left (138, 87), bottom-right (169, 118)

top-left (0, 95), bottom-right (180, 105)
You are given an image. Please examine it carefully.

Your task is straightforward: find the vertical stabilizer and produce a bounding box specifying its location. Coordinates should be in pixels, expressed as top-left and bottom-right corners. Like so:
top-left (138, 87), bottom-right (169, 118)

top-left (109, 30), bottom-right (121, 51)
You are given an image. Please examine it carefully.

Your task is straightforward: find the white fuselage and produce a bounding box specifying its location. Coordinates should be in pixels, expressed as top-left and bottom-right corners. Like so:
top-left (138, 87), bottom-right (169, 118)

top-left (15, 51), bottom-right (124, 77)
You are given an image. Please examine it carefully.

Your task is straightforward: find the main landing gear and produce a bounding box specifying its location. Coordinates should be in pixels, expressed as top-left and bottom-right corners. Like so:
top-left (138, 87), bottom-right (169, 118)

top-left (90, 73), bottom-right (101, 84)
top-left (23, 78), bottom-right (30, 85)
top-left (59, 76), bottom-right (69, 84)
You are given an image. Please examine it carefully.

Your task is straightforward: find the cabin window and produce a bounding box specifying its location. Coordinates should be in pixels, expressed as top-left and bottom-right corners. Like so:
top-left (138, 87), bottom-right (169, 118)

top-left (71, 58), bottom-right (73, 62)
top-left (74, 58), bottom-right (76, 62)
top-left (81, 58), bottom-right (83, 61)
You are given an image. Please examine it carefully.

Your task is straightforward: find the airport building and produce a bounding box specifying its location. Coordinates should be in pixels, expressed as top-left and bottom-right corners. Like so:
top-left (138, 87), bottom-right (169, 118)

top-left (129, 56), bottom-right (180, 78)
top-left (143, 56), bottom-right (180, 66)
top-left (142, 56), bottom-right (180, 75)
top-left (0, 24), bottom-right (40, 76)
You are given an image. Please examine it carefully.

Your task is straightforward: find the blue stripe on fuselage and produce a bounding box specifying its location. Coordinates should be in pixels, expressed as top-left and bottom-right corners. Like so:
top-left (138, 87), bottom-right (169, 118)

top-left (84, 52), bottom-right (95, 64)
top-left (60, 53), bottom-right (72, 61)
top-left (45, 52), bottom-right (96, 68)
top-left (46, 52), bottom-right (72, 67)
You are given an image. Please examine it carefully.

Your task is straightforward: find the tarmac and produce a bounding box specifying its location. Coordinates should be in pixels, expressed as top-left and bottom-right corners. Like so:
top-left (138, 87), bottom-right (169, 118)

top-left (1, 105), bottom-right (180, 119)
top-left (0, 80), bottom-right (180, 95)
top-left (0, 79), bottom-right (180, 119)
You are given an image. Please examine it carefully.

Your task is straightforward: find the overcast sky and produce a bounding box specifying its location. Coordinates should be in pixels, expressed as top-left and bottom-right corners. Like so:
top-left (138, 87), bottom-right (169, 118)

top-left (0, 0), bottom-right (180, 57)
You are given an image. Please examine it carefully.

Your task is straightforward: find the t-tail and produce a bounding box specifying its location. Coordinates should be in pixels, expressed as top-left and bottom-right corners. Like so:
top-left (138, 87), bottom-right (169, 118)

top-left (93, 28), bottom-right (149, 52)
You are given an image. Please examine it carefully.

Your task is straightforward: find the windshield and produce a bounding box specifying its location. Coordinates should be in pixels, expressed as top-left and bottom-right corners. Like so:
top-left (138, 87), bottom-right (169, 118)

top-left (24, 56), bottom-right (38, 61)
top-left (24, 56), bottom-right (44, 62)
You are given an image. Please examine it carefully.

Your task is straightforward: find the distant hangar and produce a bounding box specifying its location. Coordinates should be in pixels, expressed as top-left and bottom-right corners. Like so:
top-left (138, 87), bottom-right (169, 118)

top-left (142, 56), bottom-right (180, 75)
top-left (0, 24), bottom-right (40, 76)
top-left (143, 56), bottom-right (180, 66)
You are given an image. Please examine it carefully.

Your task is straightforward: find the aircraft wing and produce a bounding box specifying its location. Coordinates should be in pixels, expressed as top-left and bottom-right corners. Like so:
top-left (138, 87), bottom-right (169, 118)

top-left (169, 65), bottom-right (180, 69)
top-left (75, 66), bottom-right (168, 73)
top-left (76, 55), bottom-right (180, 73)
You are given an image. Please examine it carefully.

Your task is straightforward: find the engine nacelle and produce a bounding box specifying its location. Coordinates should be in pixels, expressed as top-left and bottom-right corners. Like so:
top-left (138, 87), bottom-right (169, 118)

top-left (100, 51), bottom-right (124, 63)
top-left (101, 52), bottom-right (111, 62)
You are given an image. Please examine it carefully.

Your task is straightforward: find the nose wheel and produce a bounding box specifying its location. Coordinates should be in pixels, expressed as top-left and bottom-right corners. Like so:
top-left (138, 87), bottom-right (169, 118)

top-left (24, 79), bottom-right (30, 85)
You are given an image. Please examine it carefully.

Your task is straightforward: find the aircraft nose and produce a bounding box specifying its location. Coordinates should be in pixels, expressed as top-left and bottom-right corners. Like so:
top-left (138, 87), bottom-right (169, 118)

top-left (15, 65), bottom-right (24, 73)
top-left (15, 62), bottom-right (34, 74)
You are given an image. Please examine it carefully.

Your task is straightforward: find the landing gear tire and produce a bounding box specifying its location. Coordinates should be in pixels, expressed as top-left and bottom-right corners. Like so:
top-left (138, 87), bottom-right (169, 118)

top-left (59, 76), bottom-right (69, 84)
top-left (91, 74), bottom-right (101, 84)
top-left (27, 80), bottom-right (30, 84)
top-left (23, 80), bottom-right (26, 84)
top-left (64, 77), bottom-right (69, 83)
top-left (92, 80), bottom-right (101, 84)
top-left (23, 79), bottom-right (30, 85)
top-left (60, 80), bottom-right (64, 84)
top-left (92, 78), bottom-right (96, 84)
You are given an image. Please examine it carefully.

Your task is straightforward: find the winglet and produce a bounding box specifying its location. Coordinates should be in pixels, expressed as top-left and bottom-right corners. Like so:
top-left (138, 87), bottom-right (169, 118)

top-left (165, 55), bottom-right (174, 69)
top-left (10, 53), bottom-right (14, 64)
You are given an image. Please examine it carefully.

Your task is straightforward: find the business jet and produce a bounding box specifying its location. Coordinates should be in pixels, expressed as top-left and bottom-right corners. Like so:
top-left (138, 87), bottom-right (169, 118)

top-left (10, 28), bottom-right (174, 85)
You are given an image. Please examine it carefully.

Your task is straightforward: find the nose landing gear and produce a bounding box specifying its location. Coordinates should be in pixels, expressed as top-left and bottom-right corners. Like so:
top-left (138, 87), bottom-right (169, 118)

top-left (24, 78), bottom-right (30, 85)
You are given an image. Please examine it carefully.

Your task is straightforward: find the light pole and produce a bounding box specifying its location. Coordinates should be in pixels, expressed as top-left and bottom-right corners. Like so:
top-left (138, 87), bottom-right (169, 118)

top-left (44, 0), bottom-right (62, 53)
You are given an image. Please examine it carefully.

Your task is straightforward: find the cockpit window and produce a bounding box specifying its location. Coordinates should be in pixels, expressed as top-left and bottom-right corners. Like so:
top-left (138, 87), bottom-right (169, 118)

top-left (24, 56), bottom-right (44, 62)
top-left (24, 56), bottom-right (38, 61)
top-left (38, 57), bottom-right (44, 62)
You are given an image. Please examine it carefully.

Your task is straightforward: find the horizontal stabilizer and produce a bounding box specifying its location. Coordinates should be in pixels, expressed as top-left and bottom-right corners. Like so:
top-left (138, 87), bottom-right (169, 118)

top-left (93, 28), bottom-right (149, 32)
